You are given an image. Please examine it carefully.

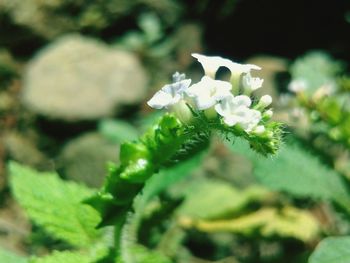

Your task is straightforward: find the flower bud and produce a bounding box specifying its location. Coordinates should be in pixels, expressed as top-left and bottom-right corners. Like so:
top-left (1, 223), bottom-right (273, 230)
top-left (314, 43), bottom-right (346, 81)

top-left (263, 109), bottom-right (273, 120)
top-left (252, 125), bottom-right (265, 135)
top-left (255, 95), bottom-right (272, 110)
top-left (260, 95), bottom-right (272, 107)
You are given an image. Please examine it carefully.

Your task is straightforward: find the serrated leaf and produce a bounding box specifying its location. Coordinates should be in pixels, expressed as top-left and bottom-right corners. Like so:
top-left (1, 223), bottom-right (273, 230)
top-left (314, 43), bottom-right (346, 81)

top-left (9, 161), bottom-right (101, 247)
top-left (98, 119), bottom-right (138, 143)
top-left (185, 206), bottom-right (319, 242)
top-left (177, 179), bottom-right (271, 219)
top-left (0, 247), bottom-right (27, 263)
top-left (309, 236), bottom-right (350, 263)
top-left (228, 138), bottom-right (350, 212)
top-left (120, 154), bottom-right (203, 262)
top-left (29, 251), bottom-right (91, 263)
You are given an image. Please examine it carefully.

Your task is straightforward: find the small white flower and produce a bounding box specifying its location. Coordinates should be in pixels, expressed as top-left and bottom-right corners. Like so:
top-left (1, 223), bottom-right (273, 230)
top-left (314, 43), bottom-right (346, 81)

top-left (192, 53), bottom-right (261, 79)
top-left (192, 53), bottom-right (233, 78)
top-left (215, 95), bottom-right (262, 132)
top-left (215, 95), bottom-right (252, 118)
top-left (288, 79), bottom-right (308, 93)
top-left (172, 71), bottom-right (186, 82)
top-left (238, 108), bottom-right (262, 132)
top-left (186, 76), bottom-right (232, 110)
top-left (242, 72), bottom-right (264, 92)
top-left (147, 73), bottom-right (191, 109)
top-left (226, 62), bottom-right (261, 76)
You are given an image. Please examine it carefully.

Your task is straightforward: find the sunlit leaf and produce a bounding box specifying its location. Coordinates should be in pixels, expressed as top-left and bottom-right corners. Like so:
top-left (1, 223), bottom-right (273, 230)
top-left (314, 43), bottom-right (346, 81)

top-left (182, 206), bottom-right (319, 242)
top-left (9, 162), bottom-right (101, 248)
top-left (309, 236), bottom-right (350, 263)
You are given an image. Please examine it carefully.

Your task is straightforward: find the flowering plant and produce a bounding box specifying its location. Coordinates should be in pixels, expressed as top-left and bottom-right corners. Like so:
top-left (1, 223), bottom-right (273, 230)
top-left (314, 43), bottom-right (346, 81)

top-left (6, 54), bottom-right (283, 263)
top-left (147, 53), bottom-right (282, 155)
top-left (85, 54), bottom-right (283, 260)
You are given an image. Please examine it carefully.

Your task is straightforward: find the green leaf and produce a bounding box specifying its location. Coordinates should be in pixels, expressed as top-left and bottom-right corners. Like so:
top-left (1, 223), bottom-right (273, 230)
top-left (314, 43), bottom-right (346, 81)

top-left (9, 161), bottom-right (101, 248)
top-left (309, 236), bottom-right (350, 263)
top-left (228, 138), bottom-right (350, 211)
top-left (129, 245), bottom-right (172, 263)
top-left (120, 154), bottom-right (203, 262)
top-left (0, 247), bottom-right (27, 263)
top-left (98, 119), bottom-right (138, 143)
top-left (177, 179), bottom-right (271, 219)
top-left (185, 206), bottom-right (319, 242)
top-left (29, 251), bottom-right (91, 263)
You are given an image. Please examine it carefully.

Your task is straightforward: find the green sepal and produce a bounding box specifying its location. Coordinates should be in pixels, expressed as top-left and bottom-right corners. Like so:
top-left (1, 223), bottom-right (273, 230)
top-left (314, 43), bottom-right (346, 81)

top-left (119, 142), bottom-right (155, 182)
top-left (86, 114), bottom-right (192, 227)
top-left (141, 113), bottom-right (188, 164)
top-left (120, 142), bottom-right (150, 165)
top-left (120, 158), bottom-right (155, 183)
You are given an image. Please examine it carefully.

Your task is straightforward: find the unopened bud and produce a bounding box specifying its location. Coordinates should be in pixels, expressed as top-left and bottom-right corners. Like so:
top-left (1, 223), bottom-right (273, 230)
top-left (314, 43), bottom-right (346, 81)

top-left (253, 125), bottom-right (265, 135)
top-left (260, 95), bottom-right (272, 108)
top-left (263, 109), bottom-right (273, 120)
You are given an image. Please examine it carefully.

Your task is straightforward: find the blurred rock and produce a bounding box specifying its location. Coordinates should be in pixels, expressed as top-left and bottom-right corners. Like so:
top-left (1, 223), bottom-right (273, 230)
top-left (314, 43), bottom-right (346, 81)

top-left (22, 35), bottom-right (148, 121)
top-left (3, 132), bottom-right (48, 167)
top-left (58, 132), bottom-right (119, 188)
top-left (0, 92), bottom-right (16, 112)
top-left (0, 0), bottom-right (181, 40)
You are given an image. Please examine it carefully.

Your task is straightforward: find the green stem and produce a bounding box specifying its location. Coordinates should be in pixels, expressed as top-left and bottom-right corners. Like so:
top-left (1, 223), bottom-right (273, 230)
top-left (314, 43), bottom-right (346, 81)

top-left (86, 114), bottom-right (200, 257)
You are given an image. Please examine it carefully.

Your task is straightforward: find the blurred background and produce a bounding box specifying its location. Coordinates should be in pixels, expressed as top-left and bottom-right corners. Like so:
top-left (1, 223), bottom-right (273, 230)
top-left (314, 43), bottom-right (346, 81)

top-left (1, 0), bottom-right (350, 262)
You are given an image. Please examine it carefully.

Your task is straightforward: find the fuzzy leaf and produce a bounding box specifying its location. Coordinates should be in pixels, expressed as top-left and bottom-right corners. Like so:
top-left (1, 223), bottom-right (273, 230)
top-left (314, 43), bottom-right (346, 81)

top-left (228, 138), bottom-right (350, 212)
top-left (184, 206), bottom-right (319, 242)
top-left (309, 236), bottom-right (350, 263)
top-left (0, 247), bottom-right (27, 263)
top-left (177, 179), bottom-right (271, 219)
top-left (120, 154), bottom-right (203, 262)
top-left (29, 251), bottom-right (90, 263)
top-left (9, 161), bottom-right (101, 248)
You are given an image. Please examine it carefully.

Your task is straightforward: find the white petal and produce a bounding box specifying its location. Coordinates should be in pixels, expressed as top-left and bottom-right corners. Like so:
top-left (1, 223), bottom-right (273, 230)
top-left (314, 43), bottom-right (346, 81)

top-left (223, 115), bottom-right (240, 126)
top-left (192, 53), bottom-right (233, 77)
top-left (211, 79), bottom-right (232, 99)
top-left (147, 90), bottom-right (174, 109)
top-left (172, 72), bottom-right (186, 82)
top-left (214, 95), bottom-right (233, 117)
top-left (226, 61), bottom-right (261, 75)
top-left (232, 95), bottom-right (252, 108)
top-left (186, 76), bottom-right (232, 110)
top-left (186, 78), bottom-right (211, 98)
top-left (162, 79), bottom-right (191, 95)
top-left (194, 95), bottom-right (216, 110)
top-left (242, 73), bottom-right (264, 91)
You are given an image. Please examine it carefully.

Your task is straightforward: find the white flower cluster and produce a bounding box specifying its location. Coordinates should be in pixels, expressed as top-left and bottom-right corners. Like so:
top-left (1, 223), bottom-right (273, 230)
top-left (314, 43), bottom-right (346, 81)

top-left (147, 54), bottom-right (273, 134)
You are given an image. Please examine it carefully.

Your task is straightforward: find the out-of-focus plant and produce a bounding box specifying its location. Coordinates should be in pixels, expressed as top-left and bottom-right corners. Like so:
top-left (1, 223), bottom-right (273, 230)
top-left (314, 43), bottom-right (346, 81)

top-left (266, 51), bottom-right (350, 262)
top-left (3, 54), bottom-right (283, 262)
top-left (115, 12), bottom-right (203, 85)
top-left (0, 49), bottom-right (18, 88)
top-left (117, 13), bottom-right (172, 58)
top-left (280, 52), bottom-right (350, 174)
